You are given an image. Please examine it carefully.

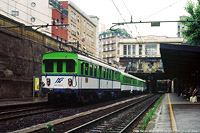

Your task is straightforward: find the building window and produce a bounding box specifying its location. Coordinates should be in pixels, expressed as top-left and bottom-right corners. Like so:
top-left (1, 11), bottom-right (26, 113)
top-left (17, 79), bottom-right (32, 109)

top-left (84, 21), bottom-right (86, 26)
top-left (139, 45), bottom-right (142, 55)
top-left (65, 25), bottom-right (68, 31)
top-left (11, 10), bottom-right (19, 16)
top-left (160, 59), bottom-right (163, 68)
top-left (123, 45), bottom-right (127, 55)
top-left (31, 2), bottom-right (36, 7)
top-left (31, 17), bottom-right (35, 22)
top-left (128, 45), bottom-right (131, 55)
top-left (71, 11), bottom-right (76, 23)
top-left (61, 21), bottom-right (63, 28)
top-left (56, 36), bottom-right (59, 40)
top-left (145, 44), bottom-right (157, 55)
top-left (56, 19), bottom-right (59, 24)
top-left (132, 45), bottom-right (136, 55)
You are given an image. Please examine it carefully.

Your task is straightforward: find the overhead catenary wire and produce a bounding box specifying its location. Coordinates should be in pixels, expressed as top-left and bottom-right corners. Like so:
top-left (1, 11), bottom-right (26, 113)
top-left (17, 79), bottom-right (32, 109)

top-left (111, 0), bottom-right (133, 36)
top-left (141, 0), bottom-right (183, 21)
top-left (120, 0), bottom-right (144, 50)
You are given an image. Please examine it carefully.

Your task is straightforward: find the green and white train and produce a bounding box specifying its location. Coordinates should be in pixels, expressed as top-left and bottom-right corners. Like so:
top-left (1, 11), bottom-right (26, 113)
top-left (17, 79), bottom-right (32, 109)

top-left (41, 52), bottom-right (146, 102)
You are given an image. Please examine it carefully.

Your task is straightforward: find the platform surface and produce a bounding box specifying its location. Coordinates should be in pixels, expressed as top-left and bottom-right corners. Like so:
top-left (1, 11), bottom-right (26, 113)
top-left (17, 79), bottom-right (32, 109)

top-left (147, 93), bottom-right (200, 132)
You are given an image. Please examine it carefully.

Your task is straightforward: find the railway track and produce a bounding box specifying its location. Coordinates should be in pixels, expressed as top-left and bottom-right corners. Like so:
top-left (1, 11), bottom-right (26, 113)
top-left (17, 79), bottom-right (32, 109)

top-left (66, 94), bottom-right (160, 133)
top-left (4, 94), bottom-right (162, 133)
top-left (15, 94), bottom-right (160, 133)
top-left (0, 102), bottom-right (64, 122)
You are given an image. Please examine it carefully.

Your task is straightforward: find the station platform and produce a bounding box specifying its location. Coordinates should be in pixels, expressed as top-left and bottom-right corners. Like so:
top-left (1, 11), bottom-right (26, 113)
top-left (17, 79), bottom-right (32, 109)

top-left (0, 97), bottom-right (47, 107)
top-left (146, 93), bottom-right (200, 132)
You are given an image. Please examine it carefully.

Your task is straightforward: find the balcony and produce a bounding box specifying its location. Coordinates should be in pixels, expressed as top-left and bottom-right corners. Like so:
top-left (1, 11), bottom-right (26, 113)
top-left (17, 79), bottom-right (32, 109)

top-left (61, 8), bottom-right (68, 18)
top-left (49, 0), bottom-right (61, 10)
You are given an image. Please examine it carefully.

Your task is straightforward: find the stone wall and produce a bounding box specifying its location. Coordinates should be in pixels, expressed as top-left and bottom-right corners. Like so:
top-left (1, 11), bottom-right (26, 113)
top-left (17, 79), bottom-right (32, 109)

top-left (0, 15), bottom-right (73, 99)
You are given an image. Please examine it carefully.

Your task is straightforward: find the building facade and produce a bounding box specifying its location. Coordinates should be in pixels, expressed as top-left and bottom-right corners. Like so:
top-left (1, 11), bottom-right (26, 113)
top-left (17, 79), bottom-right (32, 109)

top-left (119, 36), bottom-right (185, 74)
top-left (51, 1), bottom-right (68, 43)
top-left (67, 1), bottom-right (98, 56)
top-left (177, 16), bottom-right (187, 37)
top-left (0, 0), bottom-right (52, 35)
top-left (99, 29), bottom-right (132, 67)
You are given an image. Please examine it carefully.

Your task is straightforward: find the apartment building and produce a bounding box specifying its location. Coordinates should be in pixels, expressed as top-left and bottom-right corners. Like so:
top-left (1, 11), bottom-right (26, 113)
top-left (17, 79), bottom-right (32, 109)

top-left (67, 1), bottom-right (97, 56)
top-left (99, 29), bottom-right (132, 67)
top-left (51, 0), bottom-right (68, 43)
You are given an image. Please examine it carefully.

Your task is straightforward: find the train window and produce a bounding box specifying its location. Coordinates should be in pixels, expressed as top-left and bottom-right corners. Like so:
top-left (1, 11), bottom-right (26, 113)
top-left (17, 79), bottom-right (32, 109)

top-left (112, 71), bottom-right (114, 80)
top-left (57, 60), bottom-right (63, 72)
top-left (81, 63), bottom-right (84, 75)
top-left (110, 70), bottom-right (111, 79)
top-left (103, 68), bottom-right (106, 78)
top-left (90, 64), bottom-right (93, 76)
top-left (108, 70), bottom-right (110, 79)
top-left (99, 66), bottom-right (102, 78)
top-left (85, 63), bottom-right (89, 75)
top-left (66, 59), bottom-right (75, 72)
top-left (108, 70), bottom-right (109, 79)
top-left (115, 72), bottom-right (117, 80)
top-left (107, 69), bottom-right (109, 79)
top-left (94, 65), bottom-right (97, 77)
top-left (113, 71), bottom-right (115, 80)
top-left (118, 73), bottom-right (120, 81)
top-left (44, 60), bottom-right (53, 72)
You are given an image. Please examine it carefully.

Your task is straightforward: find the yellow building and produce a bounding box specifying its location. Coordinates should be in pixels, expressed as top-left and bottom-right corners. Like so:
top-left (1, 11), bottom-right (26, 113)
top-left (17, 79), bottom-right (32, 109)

top-left (68, 1), bottom-right (97, 56)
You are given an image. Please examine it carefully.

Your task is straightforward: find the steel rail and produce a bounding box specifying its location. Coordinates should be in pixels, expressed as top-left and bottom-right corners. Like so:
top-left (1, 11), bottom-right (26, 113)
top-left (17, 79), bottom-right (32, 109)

top-left (65, 94), bottom-right (156, 133)
top-left (119, 95), bottom-right (160, 133)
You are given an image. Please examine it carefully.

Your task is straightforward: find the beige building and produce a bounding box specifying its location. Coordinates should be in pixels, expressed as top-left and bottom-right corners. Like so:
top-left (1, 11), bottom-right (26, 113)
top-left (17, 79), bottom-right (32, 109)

top-left (68, 1), bottom-right (98, 56)
top-left (119, 35), bottom-right (185, 73)
top-left (99, 29), bottom-right (132, 67)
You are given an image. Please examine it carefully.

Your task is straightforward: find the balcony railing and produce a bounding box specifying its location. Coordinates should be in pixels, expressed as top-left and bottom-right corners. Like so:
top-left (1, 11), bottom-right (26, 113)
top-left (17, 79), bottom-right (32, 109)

top-left (61, 8), bottom-right (68, 18)
top-left (49, 0), bottom-right (61, 10)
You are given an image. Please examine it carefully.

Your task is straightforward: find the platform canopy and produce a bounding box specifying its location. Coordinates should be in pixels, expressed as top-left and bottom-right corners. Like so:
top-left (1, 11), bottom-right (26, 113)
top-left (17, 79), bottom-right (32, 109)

top-left (160, 43), bottom-right (200, 79)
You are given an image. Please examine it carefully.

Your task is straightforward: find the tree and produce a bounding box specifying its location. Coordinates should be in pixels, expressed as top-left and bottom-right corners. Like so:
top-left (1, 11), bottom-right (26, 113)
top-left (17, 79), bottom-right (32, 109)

top-left (181, 0), bottom-right (200, 46)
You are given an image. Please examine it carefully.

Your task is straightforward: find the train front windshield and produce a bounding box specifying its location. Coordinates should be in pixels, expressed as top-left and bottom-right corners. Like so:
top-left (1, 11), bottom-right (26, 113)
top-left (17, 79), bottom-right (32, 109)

top-left (44, 59), bottom-right (75, 73)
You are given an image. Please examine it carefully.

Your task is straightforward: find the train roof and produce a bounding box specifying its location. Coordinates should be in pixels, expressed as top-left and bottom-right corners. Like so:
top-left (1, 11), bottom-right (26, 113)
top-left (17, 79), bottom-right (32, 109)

top-left (121, 72), bottom-right (146, 82)
top-left (78, 54), bottom-right (120, 72)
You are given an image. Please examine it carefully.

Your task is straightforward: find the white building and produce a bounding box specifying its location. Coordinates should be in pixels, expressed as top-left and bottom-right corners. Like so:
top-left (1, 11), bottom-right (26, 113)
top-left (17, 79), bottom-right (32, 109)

top-left (0, 0), bottom-right (52, 35)
top-left (177, 16), bottom-right (187, 37)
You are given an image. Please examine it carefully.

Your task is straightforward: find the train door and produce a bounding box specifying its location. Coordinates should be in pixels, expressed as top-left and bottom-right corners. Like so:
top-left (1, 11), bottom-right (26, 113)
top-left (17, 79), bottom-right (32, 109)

top-left (80, 62), bottom-right (84, 90)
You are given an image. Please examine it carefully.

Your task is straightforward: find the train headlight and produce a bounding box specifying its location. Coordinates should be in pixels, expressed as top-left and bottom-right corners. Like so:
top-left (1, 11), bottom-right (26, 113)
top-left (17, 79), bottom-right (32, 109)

top-left (68, 78), bottom-right (73, 86)
top-left (47, 78), bottom-right (51, 86)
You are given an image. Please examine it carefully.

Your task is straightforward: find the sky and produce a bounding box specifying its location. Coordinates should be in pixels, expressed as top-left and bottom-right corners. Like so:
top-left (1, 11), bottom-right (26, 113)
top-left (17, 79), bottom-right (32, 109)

top-left (62, 0), bottom-right (197, 37)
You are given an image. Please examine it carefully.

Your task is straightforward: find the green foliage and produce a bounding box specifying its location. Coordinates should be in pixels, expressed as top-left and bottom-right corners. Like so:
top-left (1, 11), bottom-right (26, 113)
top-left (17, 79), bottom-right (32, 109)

top-left (46, 123), bottom-right (54, 132)
top-left (137, 95), bottom-right (164, 131)
top-left (99, 28), bottom-right (132, 39)
top-left (181, 0), bottom-right (200, 46)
